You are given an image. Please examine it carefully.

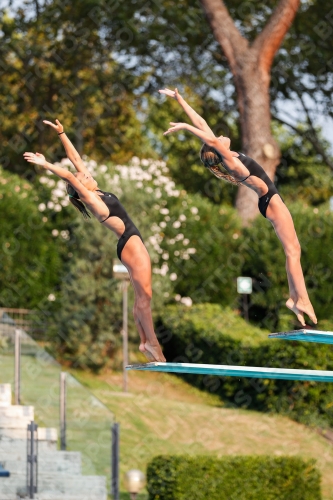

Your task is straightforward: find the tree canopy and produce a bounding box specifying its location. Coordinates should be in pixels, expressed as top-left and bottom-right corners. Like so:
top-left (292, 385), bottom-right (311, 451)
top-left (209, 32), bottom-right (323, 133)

top-left (1, 0), bottom-right (332, 191)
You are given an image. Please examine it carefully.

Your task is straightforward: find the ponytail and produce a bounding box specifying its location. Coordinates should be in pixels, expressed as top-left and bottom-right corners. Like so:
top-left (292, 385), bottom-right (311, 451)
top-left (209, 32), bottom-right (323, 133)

top-left (206, 165), bottom-right (241, 186)
top-left (66, 184), bottom-right (91, 219)
top-left (199, 143), bottom-right (240, 186)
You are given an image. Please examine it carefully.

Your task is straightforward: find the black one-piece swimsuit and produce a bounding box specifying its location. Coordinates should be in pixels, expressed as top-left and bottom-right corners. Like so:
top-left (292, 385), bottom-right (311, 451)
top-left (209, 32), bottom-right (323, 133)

top-left (97, 190), bottom-right (143, 260)
top-left (237, 152), bottom-right (283, 217)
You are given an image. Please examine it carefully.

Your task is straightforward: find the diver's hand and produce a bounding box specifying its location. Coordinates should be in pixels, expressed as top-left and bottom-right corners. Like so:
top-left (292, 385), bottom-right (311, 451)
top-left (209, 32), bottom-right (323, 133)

top-left (163, 122), bottom-right (188, 135)
top-left (159, 88), bottom-right (181, 101)
top-left (43, 118), bottom-right (64, 134)
top-left (23, 152), bottom-right (47, 167)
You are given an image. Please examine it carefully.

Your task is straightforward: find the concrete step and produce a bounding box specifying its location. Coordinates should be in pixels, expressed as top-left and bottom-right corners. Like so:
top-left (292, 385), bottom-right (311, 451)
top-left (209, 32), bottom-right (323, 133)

top-left (0, 384), bottom-right (11, 407)
top-left (0, 440), bottom-right (57, 456)
top-left (0, 455), bottom-right (26, 475)
top-left (0, 435), bottom-right (27, 454)
top-left (0, 427), bottom-right (57, 445)
top-left (0, 473), bottom-right (25, 496)
top-left (39, 451), bottom-right (82, 475)
top-left (0, 428), bottom-right (30, 440)
top-left (4, 451), bottom-right (82, 475)
top-left (38, 427), bottom-right (58, 444)
top-left (0, 437), bottom-right (26, 456)
top-left (0, 414), bottom-right (34, 429)
top-left (37, 475), bottom-right (106, 495)
top-left (38, 439), bottom-right (58, 453)
top-left (0, 404), bottom-right (34, 419)
top-left (0, 474), bottom-right (107, 499)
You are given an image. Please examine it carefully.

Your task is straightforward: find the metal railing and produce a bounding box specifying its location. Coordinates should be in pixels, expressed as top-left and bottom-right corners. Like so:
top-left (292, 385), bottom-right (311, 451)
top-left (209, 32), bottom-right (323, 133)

top-left (27, 421), bottom-right (38, 499)
top-left (0, 310), bottom-right (115, 491)
top-left (111, 422), bottom-right (120, 500)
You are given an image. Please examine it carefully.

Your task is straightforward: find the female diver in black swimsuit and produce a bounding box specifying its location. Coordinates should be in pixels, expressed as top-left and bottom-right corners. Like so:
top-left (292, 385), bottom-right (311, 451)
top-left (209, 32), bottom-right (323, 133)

top-left (159, 88), bottom-right (317, 327)
top-left (23, 119), bottom-right (166, 363)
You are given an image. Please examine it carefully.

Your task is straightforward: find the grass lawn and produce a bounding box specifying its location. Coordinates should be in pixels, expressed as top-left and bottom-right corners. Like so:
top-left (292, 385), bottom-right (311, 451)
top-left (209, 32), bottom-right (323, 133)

top-left (2, 346), bottom-right (333, 499)
top-left (72, 364), bottom-right (333, 500)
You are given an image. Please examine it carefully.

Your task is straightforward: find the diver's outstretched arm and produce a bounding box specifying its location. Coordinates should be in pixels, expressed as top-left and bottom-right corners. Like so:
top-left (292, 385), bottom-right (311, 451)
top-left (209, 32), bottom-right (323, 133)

top-left (23, 152), bottom-right (106, 218)
top-left (159, 88), bottom-right (215, 138)
top-left (43, 119), bottom-right (91, 176)
top-left (164, 120), bottom-right (245, 178)
top-left (24, 151), bottom-right (73, 181)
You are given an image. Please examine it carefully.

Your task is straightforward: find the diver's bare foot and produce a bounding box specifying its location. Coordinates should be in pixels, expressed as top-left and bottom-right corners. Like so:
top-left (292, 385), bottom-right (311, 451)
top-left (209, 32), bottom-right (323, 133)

top-left (295, 299), bottom-right (317, 325)
top-left (286, 298), bottom-right (306, 326)
top-left (144, 342), bottom-right (166, 363)
top-left (139, 343), bottom-right (155, 362)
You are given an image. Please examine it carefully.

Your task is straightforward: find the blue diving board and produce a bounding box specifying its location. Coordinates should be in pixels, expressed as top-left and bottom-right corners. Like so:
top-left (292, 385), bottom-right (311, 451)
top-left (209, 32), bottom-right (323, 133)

top-left (269, 329), bottom-right (333, 344)
top-left (126, 362), bottom-right (333, 382)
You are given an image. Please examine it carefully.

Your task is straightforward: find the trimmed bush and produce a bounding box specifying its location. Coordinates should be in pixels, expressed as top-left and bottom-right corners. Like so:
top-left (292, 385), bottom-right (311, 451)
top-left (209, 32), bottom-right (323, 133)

top-left (158, 304), bottom-right (333, 428)
top-left (147, 455), bottom-right (321, 500)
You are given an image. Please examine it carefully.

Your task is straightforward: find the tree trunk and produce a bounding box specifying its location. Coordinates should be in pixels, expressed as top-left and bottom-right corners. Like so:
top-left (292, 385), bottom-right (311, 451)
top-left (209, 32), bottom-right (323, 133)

top-left (233, 54), bottom-right (280, 221)
top-left (199, 0), bottom-right (300, 223)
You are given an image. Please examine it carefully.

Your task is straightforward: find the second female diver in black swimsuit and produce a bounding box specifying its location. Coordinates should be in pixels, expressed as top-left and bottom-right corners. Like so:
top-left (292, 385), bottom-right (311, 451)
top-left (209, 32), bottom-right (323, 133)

top-left (24, 119), bottom-right (165, 363)
top-left (159, 87), bottom-right (317, 327)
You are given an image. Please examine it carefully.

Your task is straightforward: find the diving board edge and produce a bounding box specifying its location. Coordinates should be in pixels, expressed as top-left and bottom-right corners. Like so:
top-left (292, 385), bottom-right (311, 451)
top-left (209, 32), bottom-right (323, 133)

top-left (126, 362), bottom-right (333, 382)
top-left (269, 329), bottom-right (333, 344)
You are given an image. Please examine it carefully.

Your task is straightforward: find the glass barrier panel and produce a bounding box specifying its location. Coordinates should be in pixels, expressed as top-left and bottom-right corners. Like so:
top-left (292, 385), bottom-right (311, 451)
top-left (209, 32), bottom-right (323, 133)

top-left (66, 372), bottom-right (113, 483)
top-left (0, 308), bottom-right (114, 490)
top-left (20, 329), bottom-right (61, 432)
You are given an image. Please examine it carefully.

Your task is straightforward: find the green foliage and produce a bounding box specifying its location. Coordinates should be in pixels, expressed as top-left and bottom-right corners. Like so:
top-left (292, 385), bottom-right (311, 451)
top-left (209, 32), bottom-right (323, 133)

top-left (282, 159), bottom-right (333, 205)
top-left (147, 455), bottom-right (321, 500)
top-left (47, 217), bottom-right (123, 371)
top-left (271, 0), bottom-right (333, 121)
top-left (1, 0), bottom-right (332, 200)
top-left (0, 167), bottom-right (63, 308)
top-left (158, 303), bottom-right (268, 349)
top-left (0, 2), bottom-right (154, 176)
top-left (158, 196), bottom-right (242, 306)
top-left (159, 304), bottom-right (333, 429)
top-left (276, 127), bottom-right (333, 206)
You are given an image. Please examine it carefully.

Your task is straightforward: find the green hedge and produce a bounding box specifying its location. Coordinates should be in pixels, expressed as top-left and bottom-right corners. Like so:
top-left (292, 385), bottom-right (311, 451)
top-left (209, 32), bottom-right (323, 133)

top-left (147, 455), bottom-right (321, 500)
top-left (158, 304), bottom-right (333, 428)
